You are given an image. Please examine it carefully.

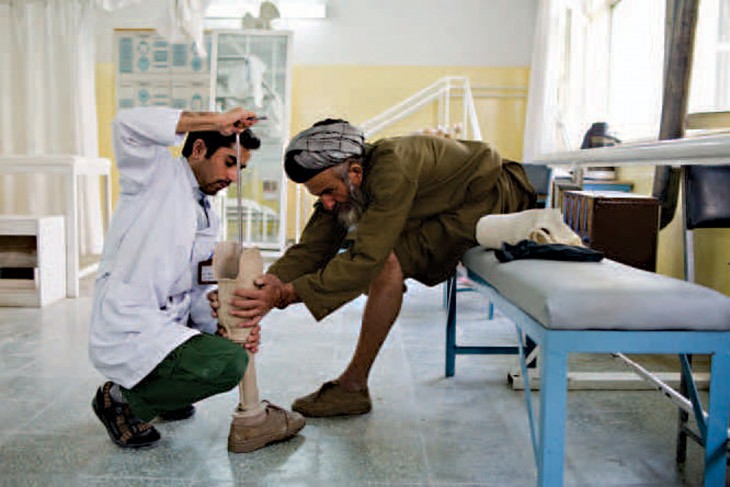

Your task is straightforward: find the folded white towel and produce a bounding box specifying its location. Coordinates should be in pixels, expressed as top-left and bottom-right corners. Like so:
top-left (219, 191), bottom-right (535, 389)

top-left (476, 208), bottom-right (583, 249)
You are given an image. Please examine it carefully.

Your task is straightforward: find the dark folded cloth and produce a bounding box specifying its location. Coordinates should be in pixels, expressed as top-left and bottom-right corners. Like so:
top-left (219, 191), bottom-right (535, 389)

top-left (495, 239), bottom-right (604, 263)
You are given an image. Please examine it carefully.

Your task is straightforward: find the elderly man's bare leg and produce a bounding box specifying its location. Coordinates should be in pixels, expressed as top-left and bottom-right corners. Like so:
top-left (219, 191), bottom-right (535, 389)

top-left (292, 252), bottom-right (404, 417)
top-left (340, 252), bottom-right (404, 389)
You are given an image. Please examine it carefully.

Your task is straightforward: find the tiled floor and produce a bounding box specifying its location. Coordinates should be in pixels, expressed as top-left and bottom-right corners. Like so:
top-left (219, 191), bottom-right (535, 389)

top-left (0, 276), bottom-right (717, 486)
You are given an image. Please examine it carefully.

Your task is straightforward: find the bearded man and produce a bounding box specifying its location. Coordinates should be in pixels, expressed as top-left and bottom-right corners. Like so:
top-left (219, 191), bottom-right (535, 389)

top-left (227, 118), bottom-right (536, 417)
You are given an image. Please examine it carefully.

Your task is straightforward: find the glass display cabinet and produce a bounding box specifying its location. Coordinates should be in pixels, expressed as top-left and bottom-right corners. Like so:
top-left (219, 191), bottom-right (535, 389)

top-left (210, 30), bottom-right (292, 252)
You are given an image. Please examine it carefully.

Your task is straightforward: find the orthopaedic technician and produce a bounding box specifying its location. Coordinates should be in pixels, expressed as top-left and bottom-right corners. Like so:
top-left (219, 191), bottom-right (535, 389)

top-left (88, 106), bottom-right (302, 450)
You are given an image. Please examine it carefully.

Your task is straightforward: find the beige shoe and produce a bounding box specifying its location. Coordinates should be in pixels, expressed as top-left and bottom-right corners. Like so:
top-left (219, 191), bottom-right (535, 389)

top-left (228, 401), bottom-right (306, 453)
top-left (292, 380), bottom-right (372, 417)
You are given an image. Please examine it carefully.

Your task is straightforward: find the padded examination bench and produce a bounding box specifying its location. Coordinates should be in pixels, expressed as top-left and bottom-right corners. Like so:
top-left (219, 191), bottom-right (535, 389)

top-left (452, 247), bottom-right (730, 487)
top-left (462, 247), bottom-right (730, 331)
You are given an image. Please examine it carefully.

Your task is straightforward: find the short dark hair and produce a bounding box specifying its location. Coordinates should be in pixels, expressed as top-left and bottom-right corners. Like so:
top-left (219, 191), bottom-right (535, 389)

top-left (181, 128), bottom-right (261, 158)
top-left (312, 118), bottom-right (349, 127)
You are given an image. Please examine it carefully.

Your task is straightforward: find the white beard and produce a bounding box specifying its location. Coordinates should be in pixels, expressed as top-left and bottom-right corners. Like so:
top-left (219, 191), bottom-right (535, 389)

top-left (336, 179), bottom-right (366, 228)
top-left (337, 207), bottom-right (360, 228)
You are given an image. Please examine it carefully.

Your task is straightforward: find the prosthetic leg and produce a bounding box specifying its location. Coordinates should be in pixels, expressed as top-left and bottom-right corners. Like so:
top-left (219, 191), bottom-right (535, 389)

top-left (214, 243), bottom-right (266, 414)
top-left (212, 131), bottom-right (304, 453)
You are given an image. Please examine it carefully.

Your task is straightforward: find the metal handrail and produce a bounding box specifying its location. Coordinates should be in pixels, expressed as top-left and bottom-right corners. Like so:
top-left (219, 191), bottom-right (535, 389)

top-left (360, 76), bottom-right (483, 141)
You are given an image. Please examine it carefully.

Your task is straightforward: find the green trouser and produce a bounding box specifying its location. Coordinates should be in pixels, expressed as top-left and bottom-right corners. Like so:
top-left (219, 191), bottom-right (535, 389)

top-left (123, 333), bottom-right (248, 421)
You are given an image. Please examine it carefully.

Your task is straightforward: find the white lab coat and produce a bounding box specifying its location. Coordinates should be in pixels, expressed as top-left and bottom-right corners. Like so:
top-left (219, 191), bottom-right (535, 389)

top-left (89, 107), bottom-right (219, 389)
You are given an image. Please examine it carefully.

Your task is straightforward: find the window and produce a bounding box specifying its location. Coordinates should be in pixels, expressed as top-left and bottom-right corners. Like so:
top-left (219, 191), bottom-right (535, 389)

top-left (686, 0), bottom-right (730, 126)
top-left (606, 0), bottom-right (665, 142)
top-left (551, 0), bottom-right (727, 145)
top-left (714, 0), bottom-right (730, 107)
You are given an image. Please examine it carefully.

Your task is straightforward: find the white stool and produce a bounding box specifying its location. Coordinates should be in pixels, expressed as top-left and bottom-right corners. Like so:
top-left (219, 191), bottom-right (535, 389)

top-left (0, 216), bottom-right (66, 307)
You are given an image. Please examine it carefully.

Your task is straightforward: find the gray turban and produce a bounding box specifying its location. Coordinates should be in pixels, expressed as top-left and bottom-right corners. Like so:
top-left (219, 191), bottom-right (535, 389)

top-left (284, 119), bottom-right (365, 183)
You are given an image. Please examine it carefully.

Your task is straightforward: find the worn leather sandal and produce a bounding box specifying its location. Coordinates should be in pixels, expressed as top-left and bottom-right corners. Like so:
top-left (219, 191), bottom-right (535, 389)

top-left (291, 380), bottom-right (372, 417)
top-left (92, 382), bottom-right (161, 449)
top-left (228, 401), bottom-right (306, 453)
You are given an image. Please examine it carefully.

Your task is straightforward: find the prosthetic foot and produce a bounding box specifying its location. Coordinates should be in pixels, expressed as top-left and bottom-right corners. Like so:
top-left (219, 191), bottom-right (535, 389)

top-left (213, 242), bottom-right (305, 453)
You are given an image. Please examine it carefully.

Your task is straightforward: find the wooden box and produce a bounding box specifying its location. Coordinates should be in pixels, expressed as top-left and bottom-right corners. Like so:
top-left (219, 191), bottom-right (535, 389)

top-left (563, 191), bottom-right (659, 271)
top-left (0, 216), bottom-right (66, 307)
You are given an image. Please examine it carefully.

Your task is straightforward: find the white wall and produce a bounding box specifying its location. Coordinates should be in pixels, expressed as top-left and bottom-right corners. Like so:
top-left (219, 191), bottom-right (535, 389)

top-left (95, 2), bottom-right (168, 63)
top-left (277, 0), bottom-right (536, 66)
top-left (95, 0), bottom-right (537, 66)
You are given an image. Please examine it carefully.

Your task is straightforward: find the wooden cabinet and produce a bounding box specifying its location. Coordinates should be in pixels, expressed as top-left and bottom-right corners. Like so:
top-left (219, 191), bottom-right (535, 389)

top-left (563, 191), bottom-right (660, 271)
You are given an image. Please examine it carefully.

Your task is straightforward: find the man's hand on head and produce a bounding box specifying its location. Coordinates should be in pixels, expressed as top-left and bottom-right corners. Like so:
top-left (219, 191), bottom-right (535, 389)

top-left (218, 107), bottom-right (260, 136)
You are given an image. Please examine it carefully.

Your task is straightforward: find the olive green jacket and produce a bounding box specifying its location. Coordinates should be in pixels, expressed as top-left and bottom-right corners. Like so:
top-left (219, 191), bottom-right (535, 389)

top-left (268, 135), bottom-right (532, 320)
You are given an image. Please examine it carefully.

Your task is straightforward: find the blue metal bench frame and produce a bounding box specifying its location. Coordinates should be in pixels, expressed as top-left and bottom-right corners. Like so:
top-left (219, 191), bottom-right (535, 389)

top-left (457, 268), bottom-right (730, 487)
top-left (444, 272), bottom-right (538, 377)
top-left (445, 272), bottom-right (498, 377)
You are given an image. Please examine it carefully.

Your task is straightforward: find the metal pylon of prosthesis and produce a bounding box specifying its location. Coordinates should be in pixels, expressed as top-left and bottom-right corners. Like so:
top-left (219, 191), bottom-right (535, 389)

top-left (213, 132), bottom-right (266, 454)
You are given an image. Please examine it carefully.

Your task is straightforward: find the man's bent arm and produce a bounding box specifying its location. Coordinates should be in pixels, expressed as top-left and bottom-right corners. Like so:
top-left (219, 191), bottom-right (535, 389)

top-left (267, 204), bottom-right (346, 283)
top-left (175, 108), bottom-right (257, 135)
top-left (291, 165), bottom-right (418, 320)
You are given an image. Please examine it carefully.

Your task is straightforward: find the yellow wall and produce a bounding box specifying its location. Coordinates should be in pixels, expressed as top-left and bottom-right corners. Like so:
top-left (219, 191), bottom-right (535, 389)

top-left (290, 65), bottom-right (528, 158)
top-left (96, 63), bottom-right (119, 204)
top-left (286, 65), bottom-right (529, 242)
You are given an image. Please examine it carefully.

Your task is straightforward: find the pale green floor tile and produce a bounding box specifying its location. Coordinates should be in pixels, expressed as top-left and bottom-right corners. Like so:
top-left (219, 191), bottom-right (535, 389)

top-left (0, 274), bottom-right (721, 486)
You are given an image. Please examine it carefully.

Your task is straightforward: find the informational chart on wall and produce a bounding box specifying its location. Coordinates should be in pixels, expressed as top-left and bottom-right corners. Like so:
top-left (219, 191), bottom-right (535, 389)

top-left (113, 29), bottom-right (293, 252)
top-left (115, 30), bottom-right (212, 111)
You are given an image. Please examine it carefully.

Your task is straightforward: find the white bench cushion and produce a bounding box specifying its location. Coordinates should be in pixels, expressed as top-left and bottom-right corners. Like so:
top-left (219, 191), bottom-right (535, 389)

top-left (462, 247), bottom-right (730, 331)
